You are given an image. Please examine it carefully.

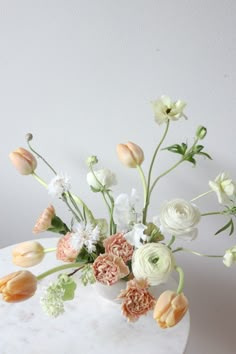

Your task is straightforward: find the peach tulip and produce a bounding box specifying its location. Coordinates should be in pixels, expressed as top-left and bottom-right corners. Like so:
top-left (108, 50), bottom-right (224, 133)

top-left (153, 290), bottom-right (188, 328)
top-left (12, 241), bottom-right (45, 267)
top-left (116, 142), bottom-right (144, 168)
top-left (0, 270), bottom-right (37, 302)
top-left (9, 147), bottom-right (37, 175)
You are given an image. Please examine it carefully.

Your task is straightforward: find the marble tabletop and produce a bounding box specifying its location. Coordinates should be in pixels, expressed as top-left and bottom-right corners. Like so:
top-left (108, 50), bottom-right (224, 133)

top-left (0, 238), bottom-right (190, 354)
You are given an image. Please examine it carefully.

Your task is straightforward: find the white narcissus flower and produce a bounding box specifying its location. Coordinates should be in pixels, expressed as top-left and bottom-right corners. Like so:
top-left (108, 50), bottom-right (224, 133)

top-left (152, 95), bottom-right (186, 125)
top-left (132, 243), bottom-right (175, 286)
top-left (47, 173), bottom-right (71, 197)
top-left (86, 169), bottom-right (117, 190)
top-left (209, 172), bottom-right (236, 204)
top-left (159, 199), bottom-right (201, 241)
top-left (223, 246), bottom-right (236, 267)
top-left (124, 223), bottom-right (147, 248)
top-left (113, 188), bottom-right (140, 232)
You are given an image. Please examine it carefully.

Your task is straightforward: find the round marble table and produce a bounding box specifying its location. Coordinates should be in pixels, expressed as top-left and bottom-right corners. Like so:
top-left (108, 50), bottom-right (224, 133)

top-left (0, 238), bottom-right (190, 354)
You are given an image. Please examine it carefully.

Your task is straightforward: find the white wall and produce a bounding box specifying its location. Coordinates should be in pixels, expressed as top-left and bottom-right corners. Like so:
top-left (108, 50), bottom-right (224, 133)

top-left (0, 1), bottom-right (236, 353)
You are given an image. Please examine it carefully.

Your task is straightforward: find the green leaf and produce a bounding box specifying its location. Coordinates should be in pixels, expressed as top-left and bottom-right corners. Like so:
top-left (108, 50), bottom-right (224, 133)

top-left (57, 274), bottom-right (77, 301)
top-left (215, 218), bottom-right (234, 236)
top-left (184, 156), bottom-right (196, 165)
top-left (197, 152), bottom-right (213, 160)
top-left (76, 247), bottom-right (94, 263)
top-left (48, 216), bottom-right (70, 235)
top-left (162, 143), bottom-right (188, 156)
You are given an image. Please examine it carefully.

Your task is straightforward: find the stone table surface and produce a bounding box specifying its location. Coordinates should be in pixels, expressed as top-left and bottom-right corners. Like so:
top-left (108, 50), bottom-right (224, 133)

top-left (0, 238), bottom-right (190, 354)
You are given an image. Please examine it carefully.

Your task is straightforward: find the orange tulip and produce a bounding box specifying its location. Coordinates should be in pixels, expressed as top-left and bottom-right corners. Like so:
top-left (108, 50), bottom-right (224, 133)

top-left (0, 271), bottom-right (37, 302)
top-left (9, 147), bottom-right (37, 175)
top-left (12, 241), bottom-right (45, 267)
top-left (116, 142), bottom-right (144, 168)
top-left (153, 290), bottom-right (188, 328)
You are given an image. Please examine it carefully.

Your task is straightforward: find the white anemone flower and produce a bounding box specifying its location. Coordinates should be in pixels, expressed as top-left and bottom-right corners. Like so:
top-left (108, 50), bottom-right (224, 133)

top-left (70, 222), bottom-right (100, 253)
top-left (113, 188), bottom-right (140, 232)
top-left (209, 172), bottom-right (236, 204)
top-left (152, 95), bottom-right (186, 125)
top-left (47, 173), bottom-right (71, 197)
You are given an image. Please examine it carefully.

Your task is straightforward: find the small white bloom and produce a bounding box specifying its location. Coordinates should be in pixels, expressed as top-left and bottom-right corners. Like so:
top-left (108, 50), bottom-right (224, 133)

top-left (113, 188), bottom-right (140, 232)
top-left (70, 222), bottom-right (100, 253)
top-left (40, 283), bottom-right (65, 317)
top-left (209, 172), bottom-right (236, 204)
top-left (159, 198), bottom-right (201, 241)
top-left (223, 246), bottom-right (236, 267)
top-left (47, 173), bottom-right (71, 197)
top-left (152, 95), bottom-right (186, 125)
top-left (124, 223), bottom-right (147, 248)
top-left (86, 169), bottom-right (117, 190)
top-left (132, 243), bottom-right (175, 286)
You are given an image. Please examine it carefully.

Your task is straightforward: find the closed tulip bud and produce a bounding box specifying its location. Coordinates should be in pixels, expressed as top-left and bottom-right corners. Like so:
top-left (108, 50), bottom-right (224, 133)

top-left (116, 142), bottom-right (144, 168)
top-left (12, 241), bottom-right (45, 267)
top-left (9, 147), bottom-right (37, 175)
top-left (0, 270), bottom-right (37, 302)
top-left (153, 290), bottom-right (188, 328)
top-left (33, 205), bottom-right (55, 234)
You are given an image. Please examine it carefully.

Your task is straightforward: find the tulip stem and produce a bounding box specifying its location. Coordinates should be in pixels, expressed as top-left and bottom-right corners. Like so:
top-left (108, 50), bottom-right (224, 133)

top-left (175, 266), bottom-right (185, 294)
top-left (43, 248), bottom-right (57, 253)
top-left (172, 247), bottom-right (223, 258)
top-left (191, 190), bottom-right (213, 202)
top-left (136, 165), bottom-right (147, 207)
top-left (36, 262), bottom-right (86, 280)
top-left (27, 140), bottom-right (57, 175)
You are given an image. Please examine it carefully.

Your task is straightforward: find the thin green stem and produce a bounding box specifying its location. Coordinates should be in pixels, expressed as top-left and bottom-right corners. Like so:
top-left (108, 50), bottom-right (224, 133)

top-left (68, 191), bottom-right (84, 221)
top-left (191, 190), bottom-right (213, 202)
top-left (62, 193), bottom-right (81, 222)
top-left (43, 248), bottom-right (57, 253)
top-left (136, 165), bottom-right (147, 207)
top-left (175, 266), bottom-right (185, 294)
top-left (36, 262), bottom-right (86, 280)
top-left (27, 140), bottom-right (57, 175)
top-left (167, 236), bottom-right (176, 248)
top-left (201, 211), bottom-right (223, 217)
top-left (172, 247), bottom-right (223, 258)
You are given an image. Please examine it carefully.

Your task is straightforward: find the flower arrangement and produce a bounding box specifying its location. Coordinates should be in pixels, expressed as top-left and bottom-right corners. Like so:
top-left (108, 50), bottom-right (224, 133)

top-left (1, 95), bottom-right (236, 329)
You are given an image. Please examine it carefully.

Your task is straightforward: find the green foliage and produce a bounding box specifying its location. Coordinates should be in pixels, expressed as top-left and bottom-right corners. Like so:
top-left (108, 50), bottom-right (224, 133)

top-left (215, 218), bottom-right (234, 236)
top-left (47, 216), bottom-right (70, 235)
top-left (57, 274), bottom-right (77, 301)
top-left (80, 265), bottom-right (96, 286)
top-left (144, 223), bottom-right (164, 242)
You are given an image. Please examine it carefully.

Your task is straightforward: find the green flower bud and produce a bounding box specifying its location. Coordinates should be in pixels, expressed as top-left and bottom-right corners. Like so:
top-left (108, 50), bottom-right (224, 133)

top-left (196, 126), bottom-right (207, 139)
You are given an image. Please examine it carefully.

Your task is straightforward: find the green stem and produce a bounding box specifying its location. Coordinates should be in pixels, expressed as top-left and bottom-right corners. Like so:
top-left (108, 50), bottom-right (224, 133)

top-left (175, 266), bottom-right (185, 294)
top-left (67, 191), bottom-right (84, 221)
top-left (43, 248), bottom-right (57, 253)
top-left (27, 141), bottom-right (57, 175)
top-left (201, 211), bottom-right (222, 217)
top-left (191, 190), bottom-right (213, 202)
top-left (62, 193), bottom-right (81, 223)
top-left (167, 236), bottom-right (176, 248)
top-left (136, 165), bottom-right (147, 208)
top-left (36, 262), bottom-right (86, 281)
top-left (172, 247), bottom-right (223, 258)
top-left (149, 158), bottom-right (184, 196)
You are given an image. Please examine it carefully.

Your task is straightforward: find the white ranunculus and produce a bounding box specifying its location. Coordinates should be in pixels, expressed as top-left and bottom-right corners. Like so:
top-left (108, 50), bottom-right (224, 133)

top-left (113, 188), bottom-right (140, 232)
top-left (132, 243), bottom-right (175, 286)
top-left (223, 246), bottom-right (236, 267)
top-left (159, 199), bottom-right (201, 241)
top-left (152, 95), bottom-right (186, 125)
top-left (86, 169), bottom-right (117, 190)
top-left (209, 172), bottom-right (236, 204)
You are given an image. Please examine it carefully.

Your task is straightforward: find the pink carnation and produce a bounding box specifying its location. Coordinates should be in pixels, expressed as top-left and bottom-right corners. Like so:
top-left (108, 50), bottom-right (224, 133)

top-left (103, 233), bottom-right (133, 263)
top-left (93, 253), bottom-right (130, 286)
top-left (56, 233), bottom-right (79, 262)
top-left (118, 278), bottom-right (156, 322)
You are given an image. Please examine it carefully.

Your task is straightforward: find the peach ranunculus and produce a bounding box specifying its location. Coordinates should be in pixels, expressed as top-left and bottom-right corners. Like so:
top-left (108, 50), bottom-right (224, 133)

top-left (153, 290), bottom-right (189, 328)
top-left (116, 142), bottom-right (144, 168)
top-left (33, 205), bottom-right (56, 234)
top-left (103, 233), bottom-right (134, 263)
top-left (56, 233), bottom-right (79, 262)
top-left (118, 278), bottom-right (156, 322)
top-left (93, 253), bottom-right (130, 285)
top-left (12, 241), bottom-right (45, 267)
top-left (9, 147), bottom-right (37, 175)
top-left (0, 270), bottom-right (37, 302)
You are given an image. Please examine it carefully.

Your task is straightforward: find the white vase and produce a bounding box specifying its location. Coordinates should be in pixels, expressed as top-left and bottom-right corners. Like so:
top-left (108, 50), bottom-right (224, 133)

top-left (93, 275), bottom-right (177, 303)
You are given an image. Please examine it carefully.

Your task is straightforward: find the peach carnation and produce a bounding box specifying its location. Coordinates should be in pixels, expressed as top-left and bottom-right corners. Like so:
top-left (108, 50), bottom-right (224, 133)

top-left (56, 233), bottom-right (79, 262)
top-left (93, 253), bottom-right (129, 285)
top-left (33, 205), bottom-right (55, 234)
top-left (118, 278), bottom-right (156, 322)
top-left (103, 233), bottom-right (133, 263)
